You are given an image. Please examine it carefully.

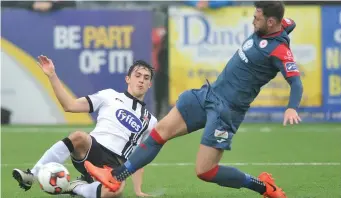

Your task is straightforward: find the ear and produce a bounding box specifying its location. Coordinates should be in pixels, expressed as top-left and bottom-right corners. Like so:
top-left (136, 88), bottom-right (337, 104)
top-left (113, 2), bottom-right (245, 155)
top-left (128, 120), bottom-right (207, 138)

top-left (267, 17), bottom-right (277, 27)
top-left (125, 76), bottom-right (130, 84)
top-left (148, 82), bottom-right (152, 88)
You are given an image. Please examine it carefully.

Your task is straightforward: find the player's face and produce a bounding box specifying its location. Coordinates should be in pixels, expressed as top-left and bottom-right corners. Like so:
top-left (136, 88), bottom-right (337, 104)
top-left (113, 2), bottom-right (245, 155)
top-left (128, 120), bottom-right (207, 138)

top-left (253, 8), bottom-right (268, 36)
top-left (125, 66), bottom-right (152, 99)
top-left (253, 8), bottom-right (279, 37)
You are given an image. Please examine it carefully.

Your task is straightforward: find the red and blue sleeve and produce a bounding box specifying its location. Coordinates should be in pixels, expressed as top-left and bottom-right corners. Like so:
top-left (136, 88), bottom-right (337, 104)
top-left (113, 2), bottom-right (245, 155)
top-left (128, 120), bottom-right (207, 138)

top-left (282, 18), bottom-right (296, 35)
top-left (270, 44), bottom-right (303, 110)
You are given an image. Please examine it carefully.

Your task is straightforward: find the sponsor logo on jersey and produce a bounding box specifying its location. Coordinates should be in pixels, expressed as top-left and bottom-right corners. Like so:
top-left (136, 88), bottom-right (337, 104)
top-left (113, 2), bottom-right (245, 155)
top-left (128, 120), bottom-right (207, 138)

top-left (285, 62), bottom-right (299, 72)
top-left (214, 129), bottom-right (229, 139)
top-left (217, 139), bottom-right (227, 143)
top-left (116, 109), bottom-right (142, 133)
top-left (283, 50), bottom-right (294, 61)
top-left (242, 39), bottom-right (253, 51)
top-left (115, 98), bottom-right (124, 103)
top-left (238, 48), bottom-right (249, 63)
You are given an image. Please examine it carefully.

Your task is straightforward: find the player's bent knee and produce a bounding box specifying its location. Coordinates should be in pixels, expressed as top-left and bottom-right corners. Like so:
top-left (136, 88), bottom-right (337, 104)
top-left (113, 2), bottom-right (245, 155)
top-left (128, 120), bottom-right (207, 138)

top-left (196, 165), bottom-right (219, 182)
top-left (195, 159), bottom-right (218, 176)
top-left (195, 145), bottom-right (223, 181)
top-left (68, 131), bottom-right (91, 159)
top-left (68, 131), bottom-right (90, 148)
top-left (100, 181), bottom-right (125, 198)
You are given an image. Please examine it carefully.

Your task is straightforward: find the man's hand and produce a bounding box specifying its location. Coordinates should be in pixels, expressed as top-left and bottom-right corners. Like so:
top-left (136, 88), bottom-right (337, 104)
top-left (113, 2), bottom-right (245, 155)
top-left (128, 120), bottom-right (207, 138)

top-left (196, 0), bottom-right (209, 9)
top-left (32, 1), bottom-right (53, 12)
top-left (283, 108), bottom-right (301, 126)
top-left (37, 55), bottom-right (56, 77)
top-left (135, 191), bottom-right (152, 197)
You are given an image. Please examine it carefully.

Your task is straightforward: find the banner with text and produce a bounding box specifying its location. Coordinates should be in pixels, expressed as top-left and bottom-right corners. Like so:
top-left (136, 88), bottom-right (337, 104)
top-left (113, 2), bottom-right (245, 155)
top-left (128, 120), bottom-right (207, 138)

top-left (1, 9), bottom-right (153, 124)
top-left (168, 6), bottom-right (338, 122)
top-left (321, 6), bottom-right (341, 121)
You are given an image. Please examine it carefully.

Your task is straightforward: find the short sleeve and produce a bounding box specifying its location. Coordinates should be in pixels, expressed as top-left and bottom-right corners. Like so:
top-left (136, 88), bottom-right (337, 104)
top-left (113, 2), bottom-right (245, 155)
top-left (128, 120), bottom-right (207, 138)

top-left (86, 89), bottom-right (113, 113)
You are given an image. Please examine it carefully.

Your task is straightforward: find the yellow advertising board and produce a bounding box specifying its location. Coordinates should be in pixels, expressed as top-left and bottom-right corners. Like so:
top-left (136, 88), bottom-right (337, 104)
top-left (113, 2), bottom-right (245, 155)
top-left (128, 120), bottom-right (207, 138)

top-left (168, 6), bottom-right (321, 107)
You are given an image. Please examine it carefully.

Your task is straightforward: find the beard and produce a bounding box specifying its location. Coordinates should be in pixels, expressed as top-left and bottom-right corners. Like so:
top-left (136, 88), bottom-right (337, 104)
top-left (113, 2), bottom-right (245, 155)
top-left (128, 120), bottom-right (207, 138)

top-left (254, 23), bottom-right (269, 37)
top-left (255, 28), bottom-right (268, 37)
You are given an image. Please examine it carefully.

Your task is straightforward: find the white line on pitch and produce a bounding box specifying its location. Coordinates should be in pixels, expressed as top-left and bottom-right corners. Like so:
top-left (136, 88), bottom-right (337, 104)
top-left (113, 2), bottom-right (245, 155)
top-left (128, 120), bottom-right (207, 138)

top-left (1, 162), bottom-right (340, 168)
top-left (2, 127), bottom-right (341, 133)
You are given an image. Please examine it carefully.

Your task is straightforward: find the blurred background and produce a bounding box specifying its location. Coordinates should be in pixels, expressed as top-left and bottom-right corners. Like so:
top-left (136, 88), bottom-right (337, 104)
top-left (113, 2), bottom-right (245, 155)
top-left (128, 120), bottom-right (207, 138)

top-left (1, 1), bottom-right (340, 125)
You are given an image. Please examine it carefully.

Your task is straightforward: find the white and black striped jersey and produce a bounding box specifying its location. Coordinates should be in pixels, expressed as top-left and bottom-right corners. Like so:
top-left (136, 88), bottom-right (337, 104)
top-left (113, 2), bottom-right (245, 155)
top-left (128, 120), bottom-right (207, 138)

top-left (86, 89), bottom-right (157, 159)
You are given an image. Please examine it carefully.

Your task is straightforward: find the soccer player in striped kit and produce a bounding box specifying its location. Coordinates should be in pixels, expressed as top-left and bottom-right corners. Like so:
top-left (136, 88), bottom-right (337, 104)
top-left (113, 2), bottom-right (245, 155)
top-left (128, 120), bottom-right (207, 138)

top-left (13, 56), bottom-right (157, 198)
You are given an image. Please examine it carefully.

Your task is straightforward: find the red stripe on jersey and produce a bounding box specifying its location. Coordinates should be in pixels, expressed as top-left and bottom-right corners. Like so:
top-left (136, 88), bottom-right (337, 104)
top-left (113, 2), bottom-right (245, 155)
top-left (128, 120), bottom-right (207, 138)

top-left (270, 44), bottom-right (300, 78)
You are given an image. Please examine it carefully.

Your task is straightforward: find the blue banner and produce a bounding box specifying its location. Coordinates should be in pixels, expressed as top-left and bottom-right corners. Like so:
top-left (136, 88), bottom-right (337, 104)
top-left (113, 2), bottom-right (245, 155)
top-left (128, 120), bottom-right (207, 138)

top-left (1, 9), bottom-right (153, 124)
top-left (322, 6), bottom-right (341, 122)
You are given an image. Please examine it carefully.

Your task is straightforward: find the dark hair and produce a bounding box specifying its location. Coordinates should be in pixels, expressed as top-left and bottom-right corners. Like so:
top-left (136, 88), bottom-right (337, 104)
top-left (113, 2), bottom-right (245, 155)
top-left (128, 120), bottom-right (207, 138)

top-left (127, 60), bottom-right (154, 80)
top-left (254, 1), bottom-right (285, 22)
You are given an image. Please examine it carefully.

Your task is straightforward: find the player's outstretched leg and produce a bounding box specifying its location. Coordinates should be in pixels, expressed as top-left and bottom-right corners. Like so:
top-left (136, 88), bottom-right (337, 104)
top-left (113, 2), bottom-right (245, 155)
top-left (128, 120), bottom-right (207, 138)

top-left (195, 145), bottom-right (286, 198)
top-left (61, 179), bottom-right (88, 196)
top-left (12, 169), bottom-right (34, 191)
top-left (62, 178), bottom-right (126, 198)
top-left (258, 172), bottom-right (286, 198)
top-left (12, 131), bottom-right (91, 191)
top-left (85, 106), bottom-right (189, 192)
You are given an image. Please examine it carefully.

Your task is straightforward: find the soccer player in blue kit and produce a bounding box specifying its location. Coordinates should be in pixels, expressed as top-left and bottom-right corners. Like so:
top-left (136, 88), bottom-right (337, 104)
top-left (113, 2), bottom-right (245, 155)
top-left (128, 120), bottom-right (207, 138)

top-left (85, 1), bottom-right (302, 198)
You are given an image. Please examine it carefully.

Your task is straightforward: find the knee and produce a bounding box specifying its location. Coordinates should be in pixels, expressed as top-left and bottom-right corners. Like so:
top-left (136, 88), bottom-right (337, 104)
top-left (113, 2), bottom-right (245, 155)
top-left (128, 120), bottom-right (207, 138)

top-left (68, 131), bottom-right (90, 150)
top-left (196, 164), bottom-right (219, 182)
top-left (152, 106), bottom-right (188, 141)
top-left (154, 121), bottom-right (182, 141)
top-left (154, 123), bottom-right (169, 139)
top-left (100, 181), bottom-right (125, 198)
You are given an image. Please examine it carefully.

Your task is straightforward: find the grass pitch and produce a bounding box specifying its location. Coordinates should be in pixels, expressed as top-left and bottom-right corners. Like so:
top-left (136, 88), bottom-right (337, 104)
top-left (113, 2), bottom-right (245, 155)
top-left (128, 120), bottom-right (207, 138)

top-left (1, 123), bottom-right (341, 198)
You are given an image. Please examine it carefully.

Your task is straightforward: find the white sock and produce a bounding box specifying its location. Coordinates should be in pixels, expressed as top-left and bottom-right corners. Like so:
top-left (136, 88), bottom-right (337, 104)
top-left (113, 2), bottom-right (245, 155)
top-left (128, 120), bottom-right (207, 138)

top-left (73, 182), bottom-right (101, 198)
top-left (31, 141), bottom-right (71, 176)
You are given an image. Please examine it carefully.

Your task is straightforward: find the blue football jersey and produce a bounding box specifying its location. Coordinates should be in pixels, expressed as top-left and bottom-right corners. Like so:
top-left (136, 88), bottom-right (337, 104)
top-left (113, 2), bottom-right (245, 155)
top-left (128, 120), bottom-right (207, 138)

top-left (211, 18), bottom-right (300, 111)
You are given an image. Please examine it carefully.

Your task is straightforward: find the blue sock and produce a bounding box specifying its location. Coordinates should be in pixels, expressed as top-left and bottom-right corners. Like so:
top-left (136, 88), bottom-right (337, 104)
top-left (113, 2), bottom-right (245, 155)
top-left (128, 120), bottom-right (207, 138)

top-left (112, 129), bottom-right (165, 181)
top-left (243, 174), bottom-right (266, 194)
top-left (198, 165), bottom-right (266, 194)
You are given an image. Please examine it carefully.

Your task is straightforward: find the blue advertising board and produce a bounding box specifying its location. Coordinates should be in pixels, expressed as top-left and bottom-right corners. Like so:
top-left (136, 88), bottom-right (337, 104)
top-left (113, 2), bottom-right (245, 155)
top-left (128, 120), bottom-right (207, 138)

top-left (321, 6), bottom-right (341, 121)
top-left (1, 9), bottom-right (153, 124)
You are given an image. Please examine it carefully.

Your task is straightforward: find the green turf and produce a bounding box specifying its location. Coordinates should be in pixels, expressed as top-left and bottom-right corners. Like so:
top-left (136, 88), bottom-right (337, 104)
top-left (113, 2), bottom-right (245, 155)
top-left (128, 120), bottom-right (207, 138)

top-left (1, 123), bottom-right (341, 197)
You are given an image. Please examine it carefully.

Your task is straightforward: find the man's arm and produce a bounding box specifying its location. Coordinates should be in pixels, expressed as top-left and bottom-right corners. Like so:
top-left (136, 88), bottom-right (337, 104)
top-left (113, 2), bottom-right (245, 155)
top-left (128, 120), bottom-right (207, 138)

top-left (132, 168), bottom-right (150, 197)
top-left (38, 55), bottom-right (90, 113)
top-left (270, 44), bottom-right (303, 125)
top-left (282, 18), bottom-right (296, 35)
top-left (48, 75), bottom-right (90, 113)
top-left (286, 76), bottom-right (303, 110)
top-left (130, 117), bottom-right (158, 197)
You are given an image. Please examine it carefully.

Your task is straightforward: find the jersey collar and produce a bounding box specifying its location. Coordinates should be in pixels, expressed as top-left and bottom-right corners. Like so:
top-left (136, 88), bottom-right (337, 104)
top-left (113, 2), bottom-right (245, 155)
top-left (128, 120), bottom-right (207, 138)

top-left (261, 28), bottom-right (284, 38)
top-left (124, 91), bottom-right (146, 106)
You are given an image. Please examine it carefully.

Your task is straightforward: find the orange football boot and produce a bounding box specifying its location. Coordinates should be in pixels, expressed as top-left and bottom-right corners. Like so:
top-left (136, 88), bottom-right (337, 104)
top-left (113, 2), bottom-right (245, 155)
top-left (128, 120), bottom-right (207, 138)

top-left (84, 161), bottom-right (121, 192)
top-left (258, 172), bottom-right (287, 198)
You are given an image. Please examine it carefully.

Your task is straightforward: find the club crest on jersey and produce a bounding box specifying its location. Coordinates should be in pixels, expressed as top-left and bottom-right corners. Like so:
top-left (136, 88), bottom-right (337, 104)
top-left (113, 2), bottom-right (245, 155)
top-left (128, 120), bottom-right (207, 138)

top-left (116, 109), bottom-right (142, 133)
top-left (143, 115), bottom-right (149, 122)
top-left (259, 40), bottom-right (268, 48)
top-left (242, 39), bottom-right (253, 51)
top-left (285, 62), bottom-right (298, 72)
